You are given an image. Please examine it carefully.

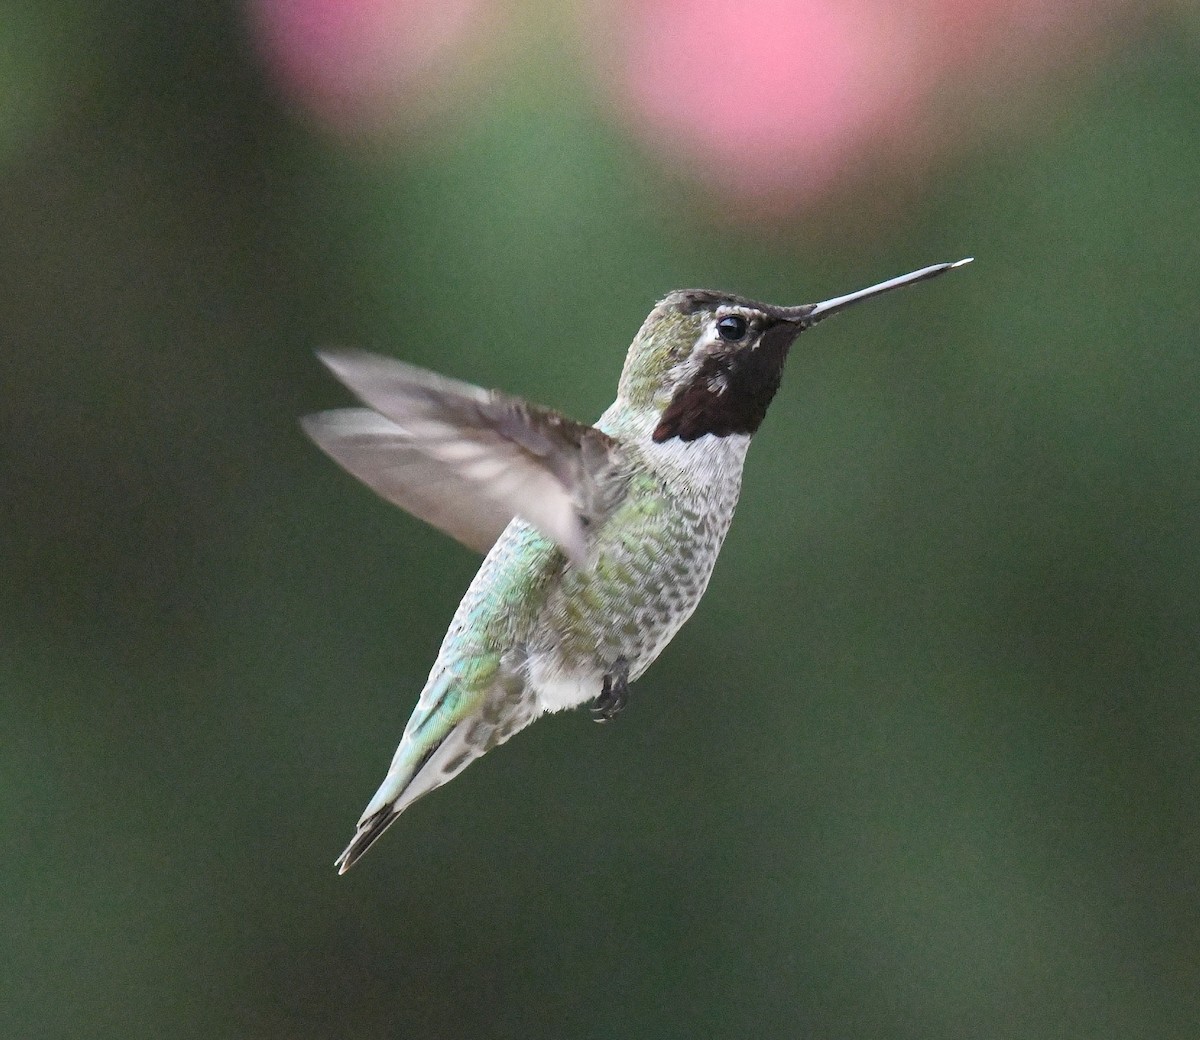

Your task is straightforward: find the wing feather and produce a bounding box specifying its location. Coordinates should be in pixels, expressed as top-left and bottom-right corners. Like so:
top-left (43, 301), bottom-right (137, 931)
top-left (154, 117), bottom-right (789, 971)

top-left (302, 350), bottom-right (628, 564)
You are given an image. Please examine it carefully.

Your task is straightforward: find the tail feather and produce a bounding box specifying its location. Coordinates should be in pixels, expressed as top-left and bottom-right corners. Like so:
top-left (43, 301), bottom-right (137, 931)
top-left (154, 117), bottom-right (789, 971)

top-left (335, 666), bottom-right (538, 873)
top-left (334, 714), bottom-right (493, 872)
top-left (334, 734), bottom-right (445, 873)
top-left (335, 804), bottom-right (400, 873)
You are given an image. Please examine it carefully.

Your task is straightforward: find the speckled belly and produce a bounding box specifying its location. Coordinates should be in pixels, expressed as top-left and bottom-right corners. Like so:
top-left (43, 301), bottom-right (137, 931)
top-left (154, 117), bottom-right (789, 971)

top-left (537, 476), bottom-right (737, 681)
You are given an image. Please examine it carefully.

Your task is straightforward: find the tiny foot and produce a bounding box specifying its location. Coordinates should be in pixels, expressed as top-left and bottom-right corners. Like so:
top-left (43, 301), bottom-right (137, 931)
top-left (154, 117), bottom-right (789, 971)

top-left (590, 657), bottom-right (630, 723)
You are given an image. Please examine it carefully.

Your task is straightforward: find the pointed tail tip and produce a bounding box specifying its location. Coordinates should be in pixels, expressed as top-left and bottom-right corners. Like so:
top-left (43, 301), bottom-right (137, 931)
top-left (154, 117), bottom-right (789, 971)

top-left (334, 840), bottom-right (362, 875)
top-left (334, 805), bottom-right (401, 875)
top-left (951, 256), bottom-right (974, 268)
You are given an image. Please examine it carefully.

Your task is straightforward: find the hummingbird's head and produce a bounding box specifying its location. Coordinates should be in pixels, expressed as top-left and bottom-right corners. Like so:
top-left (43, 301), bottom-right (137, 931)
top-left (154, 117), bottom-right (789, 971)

top-left (617, 260), bottom-right (972, 444)
top-left (619, 291), bottom-right (808, 443)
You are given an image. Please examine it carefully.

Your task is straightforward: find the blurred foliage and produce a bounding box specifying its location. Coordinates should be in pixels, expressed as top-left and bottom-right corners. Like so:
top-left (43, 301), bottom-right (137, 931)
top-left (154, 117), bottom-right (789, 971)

top-left (1, 3), bottom-right (1198, 1039)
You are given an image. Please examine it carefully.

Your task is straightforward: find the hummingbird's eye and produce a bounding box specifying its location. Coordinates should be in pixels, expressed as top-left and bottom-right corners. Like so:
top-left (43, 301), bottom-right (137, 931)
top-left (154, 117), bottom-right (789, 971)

top-left (716, 314), bottom-right (749, 342)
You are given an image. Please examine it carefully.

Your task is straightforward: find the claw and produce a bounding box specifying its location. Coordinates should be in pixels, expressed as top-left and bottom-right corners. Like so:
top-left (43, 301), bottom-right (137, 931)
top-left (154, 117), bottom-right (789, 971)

top-left (590, 657), bottom-right (630, 722)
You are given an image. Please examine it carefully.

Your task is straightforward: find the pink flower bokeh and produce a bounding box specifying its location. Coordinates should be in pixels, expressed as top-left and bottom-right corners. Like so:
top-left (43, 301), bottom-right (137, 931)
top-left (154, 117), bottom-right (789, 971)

top-left (251, 0), bottom-right (494, 127)
top-left (249, 0), bottom-right (1133, 211)
top-left (595, 0), bottom-right (1130, 210)
top-left (596, 0), bottom-right (932, 205)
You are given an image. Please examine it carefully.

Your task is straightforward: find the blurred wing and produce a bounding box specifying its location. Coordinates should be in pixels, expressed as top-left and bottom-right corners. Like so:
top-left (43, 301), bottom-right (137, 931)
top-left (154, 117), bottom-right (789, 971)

top-left (301, 409), bottom-right (520, 554)
top-left (302, 349), bottom-right (629, 564)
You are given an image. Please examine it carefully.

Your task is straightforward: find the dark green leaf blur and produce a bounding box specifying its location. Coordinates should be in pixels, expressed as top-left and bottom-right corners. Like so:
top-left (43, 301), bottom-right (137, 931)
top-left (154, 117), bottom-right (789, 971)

top-left (2, 3), bottom-right (1197, 1038)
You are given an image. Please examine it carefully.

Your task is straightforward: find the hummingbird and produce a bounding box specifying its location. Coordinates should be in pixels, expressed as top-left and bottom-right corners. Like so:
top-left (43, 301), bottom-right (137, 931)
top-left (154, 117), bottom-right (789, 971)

top-left (304, 258), bottom-right (971, 872)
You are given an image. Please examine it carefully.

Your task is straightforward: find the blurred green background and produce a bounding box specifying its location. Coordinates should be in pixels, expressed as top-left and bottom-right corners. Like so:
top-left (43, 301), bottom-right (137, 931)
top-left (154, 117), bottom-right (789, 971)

top-left (3, 2), bottom-right (1198, 1038)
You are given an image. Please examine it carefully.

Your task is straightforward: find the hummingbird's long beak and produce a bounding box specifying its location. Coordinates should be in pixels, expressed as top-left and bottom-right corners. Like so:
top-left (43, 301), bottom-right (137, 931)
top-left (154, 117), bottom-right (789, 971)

top-left (788, 257), bottom-right (972, 329)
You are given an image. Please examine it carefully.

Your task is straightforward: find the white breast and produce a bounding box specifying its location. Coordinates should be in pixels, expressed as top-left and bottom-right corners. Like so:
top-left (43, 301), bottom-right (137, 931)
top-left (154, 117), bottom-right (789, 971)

top-left (527, 651), bottom-right (601, 714)
top-left (599, 400), bottom-right (751, 505)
